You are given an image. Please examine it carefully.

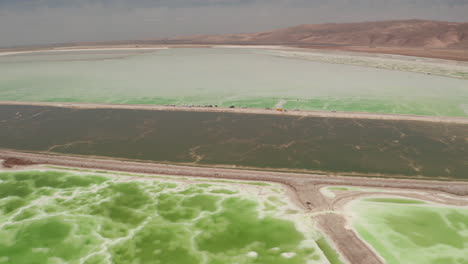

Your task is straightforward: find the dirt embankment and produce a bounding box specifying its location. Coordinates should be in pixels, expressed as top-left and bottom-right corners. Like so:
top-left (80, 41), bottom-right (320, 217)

top-left (2, 150), bottom-right (467, 197)
top-left (1, 101), bottom-right (467, 125)
top-left (2, 157), bottom-right (36, 168)
top-left (309, 46), bottom-right (468, 62)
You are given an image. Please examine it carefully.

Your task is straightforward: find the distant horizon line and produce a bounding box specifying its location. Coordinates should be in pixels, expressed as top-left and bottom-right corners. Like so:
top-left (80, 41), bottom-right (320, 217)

top-left (1, 18), bottom-right (467, 49)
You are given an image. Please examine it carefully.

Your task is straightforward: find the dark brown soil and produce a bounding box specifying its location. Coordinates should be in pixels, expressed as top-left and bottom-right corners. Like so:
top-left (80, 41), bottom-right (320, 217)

top-left (2, 157), bottom-right (36, 168)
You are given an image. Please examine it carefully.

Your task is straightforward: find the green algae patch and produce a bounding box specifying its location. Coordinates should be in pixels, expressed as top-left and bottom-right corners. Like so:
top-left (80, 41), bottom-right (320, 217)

top-left (328, 187), bottom-right (349, 191)
top-left (328, 187), bottom-right (362, 191)
top-left (219, 98), bottom-right (278, 109)
top-left (283, 97), bottom-right (468, 117)
top-left (0, 170), bottom-right (327, 264)
top-left (364, 197), bottom-right (426, 204)
top-left (316, 237), bottom-right (346, 264)
top-left (209, 188), bottom-right (238, 194)
top-left (195, 197), bottom-right (307, 256)
top-left (351, 198), bottom-right (468, 264)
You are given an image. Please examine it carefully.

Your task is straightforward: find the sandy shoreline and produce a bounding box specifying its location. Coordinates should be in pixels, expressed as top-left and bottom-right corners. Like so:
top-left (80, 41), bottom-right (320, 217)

top-left (310, 45), bottom-right (468, 62)
top-left (0, 47), bottom-right (169, 56)
top-left (2, 100), bottom-right (467, 124)
top-left (1, 43), bottom-right (467, 62)
top-left (2, 44), bottom-right (465, 65)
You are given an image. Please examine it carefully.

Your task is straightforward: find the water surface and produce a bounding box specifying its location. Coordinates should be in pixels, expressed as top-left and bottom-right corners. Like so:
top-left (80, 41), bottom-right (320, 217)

top-left (1, 48), bottom-right (467, 116)
top-left (1, 104), bottom-right (467, 179)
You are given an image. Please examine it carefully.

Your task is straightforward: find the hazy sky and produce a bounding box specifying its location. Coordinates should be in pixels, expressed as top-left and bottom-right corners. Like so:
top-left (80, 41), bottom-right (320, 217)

top-left (1, 0), bottom-right (467, 47)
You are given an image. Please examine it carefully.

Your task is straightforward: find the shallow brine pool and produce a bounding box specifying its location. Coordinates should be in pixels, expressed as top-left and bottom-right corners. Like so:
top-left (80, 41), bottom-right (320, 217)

top-left (1, 47), bottom-right (467, 116)
top-left (350, 197), bottom-right (468, 264)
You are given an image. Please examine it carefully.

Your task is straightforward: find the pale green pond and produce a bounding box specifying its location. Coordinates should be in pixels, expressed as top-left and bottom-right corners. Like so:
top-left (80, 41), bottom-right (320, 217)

top-left (1, 48), bottom-right (467, 116)
top-left (0, 169), bottom-right (332, 264)
top-left (352, 198), bottom-right (468, 264)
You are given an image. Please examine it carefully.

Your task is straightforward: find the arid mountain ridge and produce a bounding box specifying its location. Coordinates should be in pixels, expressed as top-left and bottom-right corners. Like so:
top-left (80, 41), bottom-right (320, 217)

top-left (2, 20), bottom-right (467, 61)
top-left (168, 20), bottom-right (468, 49)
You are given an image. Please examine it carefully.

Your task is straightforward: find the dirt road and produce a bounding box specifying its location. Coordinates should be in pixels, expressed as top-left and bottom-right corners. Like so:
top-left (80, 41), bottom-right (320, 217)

top-left (1, 101), bottom-right (468, 124)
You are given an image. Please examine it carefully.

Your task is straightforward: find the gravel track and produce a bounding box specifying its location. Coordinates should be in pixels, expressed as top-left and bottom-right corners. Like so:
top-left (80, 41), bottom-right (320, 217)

top-left (1, 101), bottom-right (468, 124)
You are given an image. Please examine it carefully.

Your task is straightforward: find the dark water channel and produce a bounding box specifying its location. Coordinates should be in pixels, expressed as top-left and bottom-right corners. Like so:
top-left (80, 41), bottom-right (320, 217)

top-left (0, 105), bottom-right (467, 179)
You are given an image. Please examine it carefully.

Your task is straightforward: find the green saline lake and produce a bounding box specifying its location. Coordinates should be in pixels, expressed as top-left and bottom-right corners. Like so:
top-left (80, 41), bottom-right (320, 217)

top-left (0, 104), bottom-right (467, 179)
top-left (0, 169), bottom-right (327, 264)
top-left (0, 47), bottom-right (467, 116)
top-left (352, 198), bottom-right (468, 264)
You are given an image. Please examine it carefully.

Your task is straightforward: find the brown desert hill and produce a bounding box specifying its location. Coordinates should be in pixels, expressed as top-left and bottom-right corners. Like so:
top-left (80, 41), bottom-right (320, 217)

top-left (3, 20), bottom-right (467, 61)
top-left (169, 20), bottom-right (468, 49)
